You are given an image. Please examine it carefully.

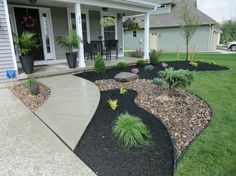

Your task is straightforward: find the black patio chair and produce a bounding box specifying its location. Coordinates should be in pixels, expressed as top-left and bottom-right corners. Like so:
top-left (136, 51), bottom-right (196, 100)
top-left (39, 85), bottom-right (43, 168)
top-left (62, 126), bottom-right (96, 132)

top-left (90, 41), bottom-right (103, 59)
top-left (84, 42), bottom-right (92, 60)
top-left (105, 40), bottom-right (118, 60)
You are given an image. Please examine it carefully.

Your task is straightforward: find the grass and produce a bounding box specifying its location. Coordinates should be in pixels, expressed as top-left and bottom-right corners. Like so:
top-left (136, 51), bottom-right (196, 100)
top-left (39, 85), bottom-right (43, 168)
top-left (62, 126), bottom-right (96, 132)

top-left (159, 53), bottom-right (236, 176)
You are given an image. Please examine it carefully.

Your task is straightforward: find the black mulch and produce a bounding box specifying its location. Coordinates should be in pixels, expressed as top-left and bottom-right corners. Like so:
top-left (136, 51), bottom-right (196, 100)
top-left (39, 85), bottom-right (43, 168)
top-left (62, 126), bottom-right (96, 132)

top-left (74, 89), bottom-right (174, 176)
top-left (76, 61), bottom-right (229, 82)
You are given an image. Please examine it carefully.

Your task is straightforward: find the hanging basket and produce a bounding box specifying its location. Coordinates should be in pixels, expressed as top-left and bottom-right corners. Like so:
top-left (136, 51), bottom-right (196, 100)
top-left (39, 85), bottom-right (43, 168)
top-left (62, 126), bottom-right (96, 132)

top-left (100, 17), bottom-right (115, 27)
top-left (123, 18), bottom-right (140, 31)
top-left (21, 16), bottom-right (37, 28)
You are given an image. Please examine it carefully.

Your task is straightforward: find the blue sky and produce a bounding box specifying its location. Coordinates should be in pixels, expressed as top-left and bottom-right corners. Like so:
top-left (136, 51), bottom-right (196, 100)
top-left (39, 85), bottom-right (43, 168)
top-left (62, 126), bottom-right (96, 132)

top-left (197, 0), bottom-right (236, 23)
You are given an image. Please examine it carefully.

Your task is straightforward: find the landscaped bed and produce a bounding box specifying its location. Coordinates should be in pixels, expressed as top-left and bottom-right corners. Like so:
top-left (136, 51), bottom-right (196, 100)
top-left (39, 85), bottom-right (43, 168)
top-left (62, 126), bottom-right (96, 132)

top-left (75, 89), bottom-right (175, 176)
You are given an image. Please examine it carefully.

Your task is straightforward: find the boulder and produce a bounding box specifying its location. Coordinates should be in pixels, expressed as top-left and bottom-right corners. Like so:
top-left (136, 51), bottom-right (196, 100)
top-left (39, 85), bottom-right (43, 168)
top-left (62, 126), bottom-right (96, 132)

top-left (114, 72), bottom-right (139, 82)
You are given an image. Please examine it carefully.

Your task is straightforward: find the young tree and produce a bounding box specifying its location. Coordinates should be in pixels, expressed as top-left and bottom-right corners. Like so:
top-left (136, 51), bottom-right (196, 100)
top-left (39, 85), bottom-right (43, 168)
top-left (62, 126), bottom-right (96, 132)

top-left (220, 20), bottom-right (236, 44)
top-left (180, 5), bottom-right (199, 61)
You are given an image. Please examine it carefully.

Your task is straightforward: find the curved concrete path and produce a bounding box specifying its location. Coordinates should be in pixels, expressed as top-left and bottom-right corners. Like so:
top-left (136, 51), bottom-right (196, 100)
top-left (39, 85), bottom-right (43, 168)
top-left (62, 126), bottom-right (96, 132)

top-left (35, 75), bottom-right (100, 150)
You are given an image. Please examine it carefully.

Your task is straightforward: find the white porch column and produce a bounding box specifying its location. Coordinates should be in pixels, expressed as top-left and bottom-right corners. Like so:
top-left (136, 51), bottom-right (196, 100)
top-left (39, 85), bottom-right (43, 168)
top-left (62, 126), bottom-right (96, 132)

top-left (144, 13), bottom-right (150, 61)
top-left (75, 3), bottom-right (85, 67)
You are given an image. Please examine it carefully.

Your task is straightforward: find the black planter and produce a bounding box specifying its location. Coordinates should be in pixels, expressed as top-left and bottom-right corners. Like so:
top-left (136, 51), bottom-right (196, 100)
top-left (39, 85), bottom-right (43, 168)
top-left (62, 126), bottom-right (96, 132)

top-left (19, 55), bottom-right (34, 74)
top-left (66, 52), bottom-right (78, 68)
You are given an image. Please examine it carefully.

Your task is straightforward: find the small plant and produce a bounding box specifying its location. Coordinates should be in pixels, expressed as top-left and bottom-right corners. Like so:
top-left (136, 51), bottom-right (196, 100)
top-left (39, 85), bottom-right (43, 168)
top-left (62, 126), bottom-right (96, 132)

top-left (159, 67), bottom-right (194, 95)
top-left (120, 87), bottom-right (127, 95)
top-left (150, 49), bottom-right (162, 65)
top-left (152, 78), bottom-right (165, 85)
top-left (129, 50), bottom-right (144, 58)
top-left (136, 60), bottom-right (145, 66)
top-left (116, 62), bottom-right (128, 70)
top-left (100, 17), bottom-right (115, 27)
top-left (94, 53), bottom-right (106, 73)
top-left (209, 60), bottom-right (216, 65)
top-left (162, 62), bottom-right (168, 68)
top-left (131, 68), bottom-right (139, 74)
top-left (107, 98), bottom-right (119, 110)
top-left (189, 61), bottom-right (198, 67)
top-left (113, 112), bottom-right (152, 150)
top-left (24, 77), bottom-right (40, 96)
top-left (144, 65), bottom-right (154, 71)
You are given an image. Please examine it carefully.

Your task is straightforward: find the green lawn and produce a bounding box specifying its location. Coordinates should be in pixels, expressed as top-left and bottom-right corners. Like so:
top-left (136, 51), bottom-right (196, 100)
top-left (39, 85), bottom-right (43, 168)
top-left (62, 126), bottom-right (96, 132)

top-left (160, 53), bottom-right (236, 176)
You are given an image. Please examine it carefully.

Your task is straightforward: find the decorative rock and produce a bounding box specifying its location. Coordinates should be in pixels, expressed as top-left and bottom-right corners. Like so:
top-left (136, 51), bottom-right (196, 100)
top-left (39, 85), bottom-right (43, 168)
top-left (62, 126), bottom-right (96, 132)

top-left (131, 68), bottom-right (140, 74)
top-left (114, 72), bottom-right (139, 82)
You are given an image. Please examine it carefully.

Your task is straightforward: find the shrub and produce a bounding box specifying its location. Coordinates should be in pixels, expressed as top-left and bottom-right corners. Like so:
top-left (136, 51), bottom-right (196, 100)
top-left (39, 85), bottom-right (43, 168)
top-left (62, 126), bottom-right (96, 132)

top-left (116, 62), bottom-right (128, 70)
top-left (150, 49), bottom-right (162, 65)
top-left (94, 53), bottom-right (106, 73)
top-left (189, 61), bottom-right (198, 67)
top-left (144, 65), bottom-right (154, 71)
top-left (136, 60), bottom-right (145, 66)
top-left (107, 98), bottom-right (119, 110)
top-left (24, 77), bottom-right (40, 96)
top-left (209, 60), bottom-right (216, 65)
top-left (129, 50), bottom-right (144, 58)
top-left (113, 113), bottom-right (152, 150)
top-left (159, 67), bottom-right (194, 94)
top-left (162, 62), bottom-right (168, 68)
top-left (120, 87), bottom-right (127, 95)
top-left (152, 78), bottom-right (165, 85)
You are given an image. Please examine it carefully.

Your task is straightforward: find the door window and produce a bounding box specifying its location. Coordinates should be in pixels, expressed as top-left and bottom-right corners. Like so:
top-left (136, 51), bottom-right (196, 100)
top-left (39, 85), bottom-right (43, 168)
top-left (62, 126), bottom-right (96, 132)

top-left (103, 16), bottom-right (116, 41)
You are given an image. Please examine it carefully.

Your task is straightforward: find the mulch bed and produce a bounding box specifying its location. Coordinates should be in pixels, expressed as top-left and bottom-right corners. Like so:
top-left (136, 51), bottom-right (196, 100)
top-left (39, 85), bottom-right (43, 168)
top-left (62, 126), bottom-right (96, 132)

top-left (76, 61), bottom-right (229, 82)
top-left (10, 83), bottom-right (51, 112)
top-left (75, 89), bottom-right (174, 176)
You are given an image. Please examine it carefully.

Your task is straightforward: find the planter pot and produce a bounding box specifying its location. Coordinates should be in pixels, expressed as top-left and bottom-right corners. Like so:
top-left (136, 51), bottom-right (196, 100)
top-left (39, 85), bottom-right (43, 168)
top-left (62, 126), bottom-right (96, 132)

top-left (19, 55), bottom-right (34, 74)
top-left (66, 52), bottom-right (78, 68)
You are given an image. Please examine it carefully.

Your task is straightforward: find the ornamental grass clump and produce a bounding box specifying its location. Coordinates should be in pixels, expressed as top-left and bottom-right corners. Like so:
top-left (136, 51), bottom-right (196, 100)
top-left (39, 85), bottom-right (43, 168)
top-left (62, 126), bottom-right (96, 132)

top-left (24, 77), bottom-right (40, 96)
top-left (94, 53), bottom-right (106, 73)
top-left (152, 78), bottom-right (165, 85)
top-left (144, 65), bottom-right (154, 71)
top-left (159, 67), bottom-right (194, 95)
top-left (113, 113), bottom-right (152, 150)
top-left (189, 61), bottom-right (198, 67)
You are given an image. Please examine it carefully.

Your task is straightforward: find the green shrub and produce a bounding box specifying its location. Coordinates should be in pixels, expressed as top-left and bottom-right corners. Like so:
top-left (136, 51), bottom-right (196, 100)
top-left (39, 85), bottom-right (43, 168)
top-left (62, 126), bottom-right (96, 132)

top-left (144, 65), bottom-right (154, 71)
top-left (113, 112), bottom-right (152, 150)
top-left (209, 60), bottom-right (216, 65)
top-left (136, 60), bottom-right (145, 66)
top-left (150, 49), bottom-right (162, 65)
top-left (189, 61), bottom-right (198, 67)
top-left (159, 67), bottom-right (194, 94)
top-left (129, 49), bottom-right (144, 58)
top-left (24, 77), bottom-right (40, 96)
top-left (152, 78), bottom-right (165, 85)
top-left (94, 53), bottom-right (106, 73)
top-left (116, 62), bottom-right (128, 70)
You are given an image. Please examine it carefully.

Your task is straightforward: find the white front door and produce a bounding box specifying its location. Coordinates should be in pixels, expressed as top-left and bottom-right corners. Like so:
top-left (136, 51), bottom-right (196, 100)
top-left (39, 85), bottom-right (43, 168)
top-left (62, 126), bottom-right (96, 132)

top-left (150, 32), bottom-right (158, 50)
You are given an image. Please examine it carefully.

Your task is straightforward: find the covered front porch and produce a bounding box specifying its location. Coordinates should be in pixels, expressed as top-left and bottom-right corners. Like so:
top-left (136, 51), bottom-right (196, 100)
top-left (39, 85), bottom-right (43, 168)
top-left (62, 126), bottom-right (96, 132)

top-left (7, 0), bottom-right (157, 77)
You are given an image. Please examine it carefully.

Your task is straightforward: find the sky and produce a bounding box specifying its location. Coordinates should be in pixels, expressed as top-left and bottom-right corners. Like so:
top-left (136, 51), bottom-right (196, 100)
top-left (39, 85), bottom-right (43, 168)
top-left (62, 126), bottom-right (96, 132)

top-left (197, 0), bottom-right (236, 23)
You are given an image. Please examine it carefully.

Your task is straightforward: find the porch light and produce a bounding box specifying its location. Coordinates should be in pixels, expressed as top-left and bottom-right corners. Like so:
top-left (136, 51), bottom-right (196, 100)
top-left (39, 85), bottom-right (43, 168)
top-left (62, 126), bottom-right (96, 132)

top-left (102, 7), bottom-right (108, 12)
top-left (29, 0), bottom-right (37, 4)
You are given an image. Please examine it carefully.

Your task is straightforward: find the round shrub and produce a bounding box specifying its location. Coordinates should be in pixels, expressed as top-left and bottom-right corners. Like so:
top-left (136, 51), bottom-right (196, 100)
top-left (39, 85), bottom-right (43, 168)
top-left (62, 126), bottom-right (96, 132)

top-left (116, 62), bottom-right (128, 70)
top-left (209, 60), bottom-right (216, 65)
top-left (144, 65), bottom-right (154, 71)
top-left (94, 53), bottom-right (106, 73)
top-left (136, 60), bottom-right (145, 66)
top-left (113, 112), bottom-right (152, 150)
top-left (150, 49), bottom-right (162, 65)
top-left (189, 61), bottom-right (198, 67)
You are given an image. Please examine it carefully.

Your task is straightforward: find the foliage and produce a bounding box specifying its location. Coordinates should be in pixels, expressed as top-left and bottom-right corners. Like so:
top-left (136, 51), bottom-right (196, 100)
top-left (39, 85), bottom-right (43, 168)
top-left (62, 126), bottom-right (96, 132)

top-left (136, 60), bottom-right (145, 66)
top-left (162, 62), bottom-right (168, 68)
top-left (180, 5), bottom-right (199, 61)
top-left (189, 61), bottom-right (198, 67)
top-left (150, 49), bottom-right (162, 65)
top-left (112, 112), bottom-right (152, 150)
top-left (100, 17), bottom-right (115, 27)
top-left (116, 62), bottom-right (128, 70)
top-left (56, 29), bottom-right (81, 53)
top-left (144, 65), bottom-right (154, 71)
top-left (120, 87), bottom-right (127, 95)
top-left (209, 60), bottom-right (216, 65)
top-left (14, 32), bottom-right (38, 56)
top-left (24, 77), bottom-right (40, 96)
top-left (123, 18), bottom-right (140, 31)
top-left (220, 19), bottom-right (236, 44)
top-left (152, 78), bottom-right (165, 85)
top-left (94, 53), bottom-right (106, 73)
top-left (107, 98), bottom-right (119, 110)
top-left (159, 67), bottom-right (194, 94)
top-left (129, 50), bottom-right (144, 58)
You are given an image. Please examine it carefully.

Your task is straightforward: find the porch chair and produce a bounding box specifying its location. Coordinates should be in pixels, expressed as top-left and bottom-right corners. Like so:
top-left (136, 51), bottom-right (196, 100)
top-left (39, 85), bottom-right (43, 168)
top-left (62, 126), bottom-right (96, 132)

top-left (104, 40), bottom-right (118, 60)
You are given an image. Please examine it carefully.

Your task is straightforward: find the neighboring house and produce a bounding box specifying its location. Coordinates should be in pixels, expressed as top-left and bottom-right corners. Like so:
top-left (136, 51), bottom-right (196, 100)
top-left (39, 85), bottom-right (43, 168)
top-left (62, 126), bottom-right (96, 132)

top-left (124, 0), bottom-right (221, 53)
top-left (0, 0), bottom-right (161, 83)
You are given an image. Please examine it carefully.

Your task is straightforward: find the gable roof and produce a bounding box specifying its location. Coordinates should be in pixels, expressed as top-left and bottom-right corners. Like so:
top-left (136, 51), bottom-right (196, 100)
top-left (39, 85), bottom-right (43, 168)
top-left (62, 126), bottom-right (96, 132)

top-left (131, 0), bottom-right (218, 28)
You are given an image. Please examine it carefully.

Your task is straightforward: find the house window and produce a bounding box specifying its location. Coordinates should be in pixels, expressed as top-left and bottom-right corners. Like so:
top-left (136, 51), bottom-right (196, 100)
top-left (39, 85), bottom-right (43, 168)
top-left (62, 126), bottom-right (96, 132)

top-left (70, 13), bottom-right (87, 42)
top-left (133, 31), bottom-right (137, 38)
top-left (103, 16), bottom-right (116, 41)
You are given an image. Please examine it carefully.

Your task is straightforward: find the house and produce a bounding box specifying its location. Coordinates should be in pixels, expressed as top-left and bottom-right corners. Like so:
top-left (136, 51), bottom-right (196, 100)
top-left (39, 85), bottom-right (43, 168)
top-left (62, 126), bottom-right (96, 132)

top-left (124, 0), bottom-right (221, 53)
top-left (0, 0), bottom-right (164, 83)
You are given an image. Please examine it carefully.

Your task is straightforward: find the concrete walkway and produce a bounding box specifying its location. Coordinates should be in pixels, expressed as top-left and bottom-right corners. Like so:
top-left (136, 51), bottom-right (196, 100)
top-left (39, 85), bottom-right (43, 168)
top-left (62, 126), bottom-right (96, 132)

top-left (35, 75), bottom-right (100, 150)
top-left (0, 89), bottom-right (96, 175)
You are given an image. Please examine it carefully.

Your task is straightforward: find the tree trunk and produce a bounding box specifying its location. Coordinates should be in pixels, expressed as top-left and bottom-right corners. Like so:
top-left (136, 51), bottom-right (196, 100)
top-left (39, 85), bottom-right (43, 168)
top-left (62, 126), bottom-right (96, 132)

top-left (186, 39), bottom-right (189, 61)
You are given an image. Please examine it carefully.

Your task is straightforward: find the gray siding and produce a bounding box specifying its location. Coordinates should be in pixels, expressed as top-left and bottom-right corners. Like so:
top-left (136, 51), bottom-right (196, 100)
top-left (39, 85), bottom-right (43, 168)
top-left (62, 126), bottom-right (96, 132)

top-left (89, 11), bottom-right (101, 41)
top-left (51, 7), bottom-right (69, 60)
top-left (0, 0), bottom-right (15, 83)
top-left (124, 26), bottom-right (211, 52)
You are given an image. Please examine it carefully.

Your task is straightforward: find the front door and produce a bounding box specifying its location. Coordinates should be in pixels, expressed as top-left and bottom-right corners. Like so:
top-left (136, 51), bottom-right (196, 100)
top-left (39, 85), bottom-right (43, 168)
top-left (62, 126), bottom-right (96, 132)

top-left (150, 32), bottom-right (158, 50)
top-left (14, 7), bottom-right (44, 61)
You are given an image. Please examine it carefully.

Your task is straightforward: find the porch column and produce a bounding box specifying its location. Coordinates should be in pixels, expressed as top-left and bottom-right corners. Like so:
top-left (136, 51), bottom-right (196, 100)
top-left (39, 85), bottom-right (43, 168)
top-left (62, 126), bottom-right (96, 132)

top-left (75, 3), bottom-right (85, 67)
top-left (144, 13), bottom-right (150, 61)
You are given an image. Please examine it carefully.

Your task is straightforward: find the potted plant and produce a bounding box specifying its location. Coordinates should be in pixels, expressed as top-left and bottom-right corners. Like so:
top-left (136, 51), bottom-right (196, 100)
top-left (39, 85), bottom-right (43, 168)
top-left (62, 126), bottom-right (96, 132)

top-left (100, 17), bottom-right (115, 27)
top-left (56, 29), bottom-right (82, 68)
top-left (14, 32), bottom-right (38, 74)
